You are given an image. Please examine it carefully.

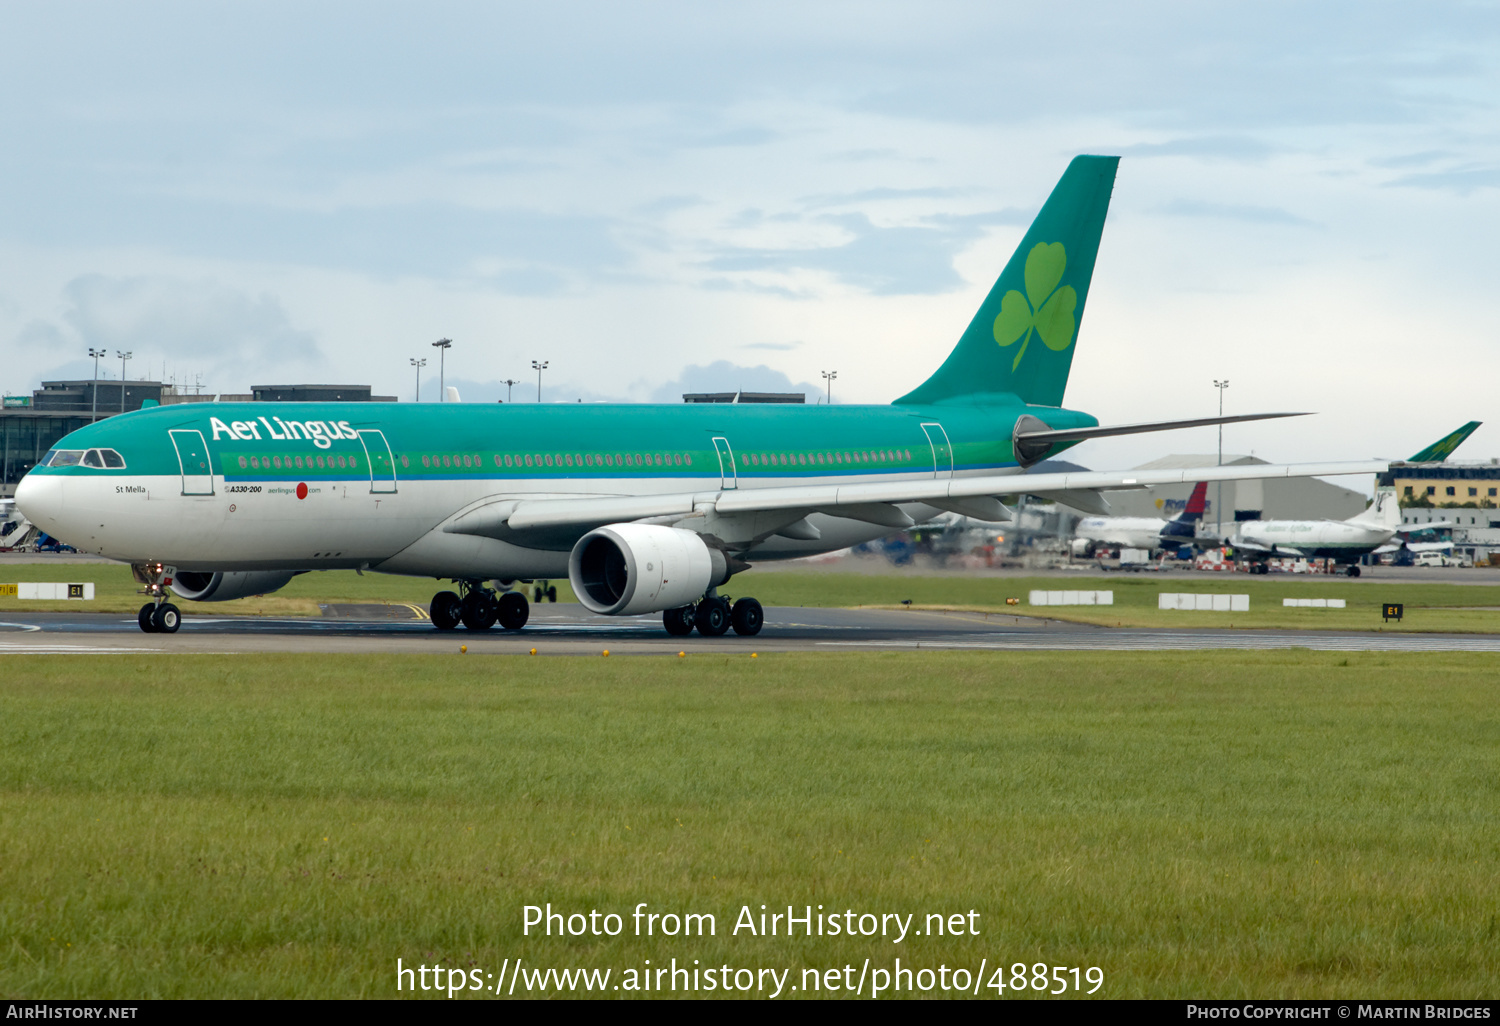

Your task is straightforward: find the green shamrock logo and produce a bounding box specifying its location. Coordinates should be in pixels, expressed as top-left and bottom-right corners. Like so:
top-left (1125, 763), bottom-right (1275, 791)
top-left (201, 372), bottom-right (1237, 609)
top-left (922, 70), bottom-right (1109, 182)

top-left (992, 241), bottom-right (1078, 371)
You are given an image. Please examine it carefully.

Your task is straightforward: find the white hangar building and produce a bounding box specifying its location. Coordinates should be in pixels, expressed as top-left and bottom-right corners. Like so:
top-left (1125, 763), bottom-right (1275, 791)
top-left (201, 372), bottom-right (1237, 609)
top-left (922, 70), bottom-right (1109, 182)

top-left (1097, 454), bottom-right (1369, 529)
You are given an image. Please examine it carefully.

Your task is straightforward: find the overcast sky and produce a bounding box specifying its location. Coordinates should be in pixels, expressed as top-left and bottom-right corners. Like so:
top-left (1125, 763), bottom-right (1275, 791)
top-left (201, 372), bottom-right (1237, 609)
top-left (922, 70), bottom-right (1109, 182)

top-left (2, 2), bottom-right (1497, 474)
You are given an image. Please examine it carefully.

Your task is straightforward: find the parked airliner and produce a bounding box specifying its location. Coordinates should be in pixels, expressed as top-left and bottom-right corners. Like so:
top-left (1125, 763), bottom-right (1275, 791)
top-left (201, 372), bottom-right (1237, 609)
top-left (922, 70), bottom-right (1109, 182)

top-left (1227, 423), bottom-right (1480, 575)
top-left (1073, 481), bottom-right (1208, 556)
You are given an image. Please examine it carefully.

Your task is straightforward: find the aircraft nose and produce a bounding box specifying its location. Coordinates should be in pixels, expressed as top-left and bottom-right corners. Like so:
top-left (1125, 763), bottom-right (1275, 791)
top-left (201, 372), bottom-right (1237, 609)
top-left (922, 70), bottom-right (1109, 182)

top-left (14, 471), bottom-right (63, 531)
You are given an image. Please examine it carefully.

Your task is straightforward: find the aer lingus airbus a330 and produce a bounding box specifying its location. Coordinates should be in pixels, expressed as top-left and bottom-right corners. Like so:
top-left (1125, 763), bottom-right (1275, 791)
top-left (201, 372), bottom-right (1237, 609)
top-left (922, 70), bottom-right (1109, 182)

top-left (15, 156), bottom-right (1388, 636)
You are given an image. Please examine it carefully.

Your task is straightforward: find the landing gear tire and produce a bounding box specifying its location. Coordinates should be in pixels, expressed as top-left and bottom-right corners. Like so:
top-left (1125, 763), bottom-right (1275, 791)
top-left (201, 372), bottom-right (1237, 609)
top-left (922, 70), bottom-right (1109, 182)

top-left (430, 591), bottom-right (463, 631)
top-left (461, 590), bottom-right (498, 631)
top-left (1346, 565), bottom-right (1361, 577)
top-left (151, 603), bottom-right (181, 634)
top-left (138, 603), bottom-right (159, 633)
top-left (663, 605), bottom-right (695, 636)
top-left (731, 597), bottom-right (764, 636)
top-left (695, 597), bottom-right (731, 637)
top-left (497, 591), bottom-right (529, 630)
top-left (547, 585), bottom-right (558, 603)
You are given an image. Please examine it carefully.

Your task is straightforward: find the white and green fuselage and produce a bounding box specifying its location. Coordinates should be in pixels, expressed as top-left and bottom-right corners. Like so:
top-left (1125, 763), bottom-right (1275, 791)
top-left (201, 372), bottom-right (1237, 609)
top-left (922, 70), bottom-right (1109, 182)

top-left (18, 398), bottom-right (1090, 576)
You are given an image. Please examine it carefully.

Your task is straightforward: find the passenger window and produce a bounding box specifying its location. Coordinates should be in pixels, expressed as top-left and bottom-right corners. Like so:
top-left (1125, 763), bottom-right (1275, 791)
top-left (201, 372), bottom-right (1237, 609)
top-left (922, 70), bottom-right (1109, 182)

top-left (422, 455), bottom-right (431, 468)
top-left (317, 455), bottom-right (326, 468)
top-left (337, 455), bottom-right (347, 468)
top-left (525, 454), bottom-right (533, 467)
top-left (400, 455), bottom-right (410, 468)
top-left (349, 456), bottom-right (359, 469)
top-left (296, 455), bottom-right (305, 469)
top-left (251, 456), bottom-right (260, 469)
top-left (273, 456), bottom-right (282, 469)
top-left (684, 453), bottom-right (691, 466)
top-left (238, 456), bottom-right (248, 469)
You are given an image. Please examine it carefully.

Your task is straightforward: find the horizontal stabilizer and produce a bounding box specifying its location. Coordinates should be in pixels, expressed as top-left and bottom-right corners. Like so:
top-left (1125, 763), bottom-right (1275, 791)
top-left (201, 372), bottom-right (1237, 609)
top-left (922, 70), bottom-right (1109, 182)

top-left (1396, 521), bottom-right (1455, 534)
top-left (1015, 411), bottom-right (1309, 447)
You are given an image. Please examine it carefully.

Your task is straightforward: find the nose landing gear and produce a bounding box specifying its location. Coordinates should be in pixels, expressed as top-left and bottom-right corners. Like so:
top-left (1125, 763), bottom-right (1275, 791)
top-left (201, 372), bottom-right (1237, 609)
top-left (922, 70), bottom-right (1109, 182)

top-left (431, 580), bottom-right (529, 632)
top-left (132, 562), bottom-right (182, 634)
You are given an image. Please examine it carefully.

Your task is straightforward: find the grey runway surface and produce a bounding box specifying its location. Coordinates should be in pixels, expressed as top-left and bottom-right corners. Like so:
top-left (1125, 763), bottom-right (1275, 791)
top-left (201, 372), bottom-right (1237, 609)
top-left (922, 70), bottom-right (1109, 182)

top-left (1, 604), bottom-right (1497, 655)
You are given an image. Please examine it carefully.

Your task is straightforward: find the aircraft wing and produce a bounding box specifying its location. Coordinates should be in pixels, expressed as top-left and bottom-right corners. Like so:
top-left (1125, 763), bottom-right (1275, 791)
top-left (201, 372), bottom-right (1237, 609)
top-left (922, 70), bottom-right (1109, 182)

top-left (1395, 521), bottom-right (1455, 534)
top-left (453, 459), bottom-right (1389, 535)
top-left (1405, 540), bottom-right (1454, 553)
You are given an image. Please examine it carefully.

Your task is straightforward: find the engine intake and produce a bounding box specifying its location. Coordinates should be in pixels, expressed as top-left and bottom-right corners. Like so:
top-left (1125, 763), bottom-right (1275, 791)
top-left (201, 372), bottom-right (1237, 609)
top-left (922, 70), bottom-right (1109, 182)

top-left (568, 524), bottom-right (729, 616)
top-left (168, 570), bottom-right (299, 602)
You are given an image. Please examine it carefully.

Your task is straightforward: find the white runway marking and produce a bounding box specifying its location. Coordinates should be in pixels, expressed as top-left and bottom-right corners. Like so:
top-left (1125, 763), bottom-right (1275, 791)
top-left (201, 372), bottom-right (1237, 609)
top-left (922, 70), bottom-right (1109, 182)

top-left (0, 644), bottom-right (160, 654)
top-left (819, 633), bottom-right (1500, 652)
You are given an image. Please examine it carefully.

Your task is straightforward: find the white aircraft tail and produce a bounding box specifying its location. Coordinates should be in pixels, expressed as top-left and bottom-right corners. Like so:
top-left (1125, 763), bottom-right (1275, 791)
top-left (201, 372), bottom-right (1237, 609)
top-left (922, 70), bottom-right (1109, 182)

top-left (445, 386), bottom-right (461, 403)
top-left (1350, 489), bottom-right (1399, 529)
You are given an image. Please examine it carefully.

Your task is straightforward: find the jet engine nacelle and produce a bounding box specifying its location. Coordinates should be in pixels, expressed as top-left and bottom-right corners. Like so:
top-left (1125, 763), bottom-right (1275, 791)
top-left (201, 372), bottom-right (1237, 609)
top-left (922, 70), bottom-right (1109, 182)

top-left (568, 524), bottom-right (730, 616)
top-left (168, 570), bottom-right (299, 602)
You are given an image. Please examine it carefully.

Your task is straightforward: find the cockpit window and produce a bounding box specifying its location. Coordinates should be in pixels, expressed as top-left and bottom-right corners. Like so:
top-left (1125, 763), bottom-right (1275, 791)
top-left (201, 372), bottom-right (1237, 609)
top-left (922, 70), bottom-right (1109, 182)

top-left (42, 449), bottom-right (85, 467)
top-left (83, 450), bottom-right (105, 468)
top-left (100, 449), bottom-right (126, 468)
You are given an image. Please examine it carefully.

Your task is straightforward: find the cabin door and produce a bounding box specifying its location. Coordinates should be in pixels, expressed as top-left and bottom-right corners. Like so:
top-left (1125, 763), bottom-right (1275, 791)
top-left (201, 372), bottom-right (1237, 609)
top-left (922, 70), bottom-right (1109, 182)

top-left (712, 437), bottom-right (737, 489)
top-left (357, 430), bottom-right (398, 493)
top-left (168, 429), bottom-right (214, 495)
top-left (920, 422), bottom-right (953, 479)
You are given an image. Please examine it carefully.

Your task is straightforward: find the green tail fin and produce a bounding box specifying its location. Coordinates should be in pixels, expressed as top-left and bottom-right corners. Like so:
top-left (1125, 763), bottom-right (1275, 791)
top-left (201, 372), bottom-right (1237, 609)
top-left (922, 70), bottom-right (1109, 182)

top-left (1407, 422), bottom-right (1481, 462)
top-left (895, 155), bottom-right (1119, 408)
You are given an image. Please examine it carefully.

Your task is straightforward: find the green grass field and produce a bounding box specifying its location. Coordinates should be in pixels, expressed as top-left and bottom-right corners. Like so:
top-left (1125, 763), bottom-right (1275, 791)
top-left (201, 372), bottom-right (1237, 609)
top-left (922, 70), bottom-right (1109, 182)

top-left (2, 652), bottom-right (1497, 998)
top-left (4, 561), bottom-right (1500, 633)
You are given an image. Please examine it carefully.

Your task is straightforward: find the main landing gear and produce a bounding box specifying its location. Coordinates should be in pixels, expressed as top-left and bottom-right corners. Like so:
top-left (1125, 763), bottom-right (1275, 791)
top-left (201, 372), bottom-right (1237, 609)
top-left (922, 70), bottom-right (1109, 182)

top-left (1345, 564), bottom-right (1362, 577)
top-left (663, 594), bottom-right (763, 638)
top-left (431, 580), bottom-right (529, 632)
top-left (133, 561), bottom-right (181, 634)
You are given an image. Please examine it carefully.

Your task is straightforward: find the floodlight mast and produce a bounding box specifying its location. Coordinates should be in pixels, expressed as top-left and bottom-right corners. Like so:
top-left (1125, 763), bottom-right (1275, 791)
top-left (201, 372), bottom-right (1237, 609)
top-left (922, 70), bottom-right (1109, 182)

top-left (821, 370), bottom-right (837, 404)
top-left (1214, 379), bottom-right (1230, 536)
top-left (411, 357), bottom-right (427, 402)
top-left (88, 348), bottom-right (105, 421)
top-left (532, 360), bottom-right (548, 402)
top-left (116, 351), bottom-right (132, 413)
top-left (501, 379), bottom-right (519, 403)
top-left (432, 338), bottom-right (452, 400)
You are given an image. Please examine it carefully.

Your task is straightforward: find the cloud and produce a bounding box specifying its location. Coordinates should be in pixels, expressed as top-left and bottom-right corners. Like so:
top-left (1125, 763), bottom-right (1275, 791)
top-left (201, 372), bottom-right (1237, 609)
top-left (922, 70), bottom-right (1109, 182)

top-left (1115, 136), bottom-right (1277, 162)
top-left (1384, 166), bottom-right (1500, 194)
top-left (741, 340), bottom-right (801, 351)
top-left (799, 186), bottom-right (971, 209)
top-left (1157, 199), bottom-right (1317, 227)
top-left (22, 274), bottom-right (323, 386)
top-left (704, 209), bottom-right (1026, 294)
